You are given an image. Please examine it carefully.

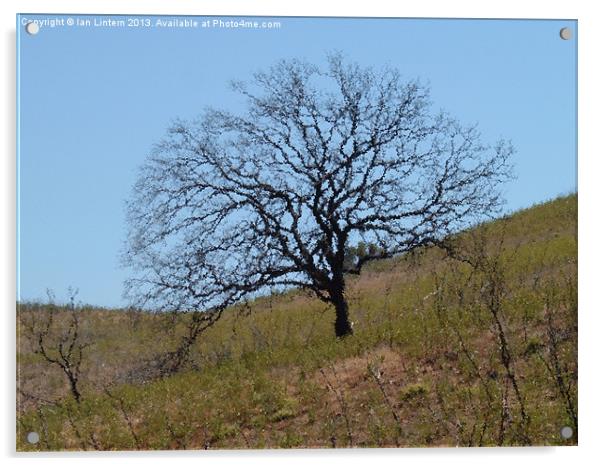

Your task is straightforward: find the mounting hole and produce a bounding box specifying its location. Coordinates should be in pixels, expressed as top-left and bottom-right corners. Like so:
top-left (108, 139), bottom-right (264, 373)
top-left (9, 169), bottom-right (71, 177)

top-left (25, 22), bottom-right (40, 35)
top-left (559, 27), bottom-right (572, 40)
top-left (560, 426), bottom-right (573, 439)
top-left (27, 431), bottom-right (40, 444)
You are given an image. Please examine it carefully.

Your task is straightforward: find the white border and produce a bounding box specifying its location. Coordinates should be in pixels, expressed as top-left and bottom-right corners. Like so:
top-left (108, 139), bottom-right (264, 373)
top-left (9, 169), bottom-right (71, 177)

top-left (3, 1), bottom-right (600, 465)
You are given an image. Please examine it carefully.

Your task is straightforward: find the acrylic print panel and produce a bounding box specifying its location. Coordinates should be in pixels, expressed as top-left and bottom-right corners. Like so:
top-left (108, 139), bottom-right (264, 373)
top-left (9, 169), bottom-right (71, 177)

top-left (16, 14), bottom-right (577, 450)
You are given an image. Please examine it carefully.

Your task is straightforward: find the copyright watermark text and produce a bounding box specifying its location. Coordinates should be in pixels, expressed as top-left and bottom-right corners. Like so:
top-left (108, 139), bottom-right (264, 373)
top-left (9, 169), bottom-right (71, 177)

top-left (20, 16), bottom-right (283, 31)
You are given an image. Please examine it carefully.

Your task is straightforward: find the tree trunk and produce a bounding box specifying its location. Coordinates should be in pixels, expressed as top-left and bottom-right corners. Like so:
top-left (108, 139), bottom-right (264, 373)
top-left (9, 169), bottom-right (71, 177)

top-left (332, 293), bottom-right (353, 338)
top-left (66, 372), bottom-right (81, 403)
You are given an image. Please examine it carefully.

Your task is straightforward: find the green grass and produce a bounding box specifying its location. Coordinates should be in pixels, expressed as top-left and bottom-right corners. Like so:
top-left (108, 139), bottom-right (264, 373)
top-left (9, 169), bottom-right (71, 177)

top-left (16, 194), bottom-right (577, 450)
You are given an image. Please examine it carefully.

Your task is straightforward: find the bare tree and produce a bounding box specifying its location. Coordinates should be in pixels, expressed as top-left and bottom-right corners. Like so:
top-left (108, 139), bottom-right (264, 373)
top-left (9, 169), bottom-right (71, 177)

top-left (441, 228), bottom-right (531, 445)
top-left (24, 289), bottom-right (88, 403)
top-left (124, 53), bottom-right (513, 339)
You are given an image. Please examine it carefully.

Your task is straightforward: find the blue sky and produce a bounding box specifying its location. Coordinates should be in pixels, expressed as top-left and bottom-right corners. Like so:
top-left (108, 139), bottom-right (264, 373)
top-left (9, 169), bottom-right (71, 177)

top-left (17, 15), bottom-right (577, 307)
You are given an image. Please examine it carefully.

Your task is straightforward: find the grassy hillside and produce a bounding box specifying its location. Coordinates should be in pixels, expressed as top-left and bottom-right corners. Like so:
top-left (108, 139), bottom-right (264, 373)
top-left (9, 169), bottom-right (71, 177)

top-left (16, 194), bottom-right (577, 450)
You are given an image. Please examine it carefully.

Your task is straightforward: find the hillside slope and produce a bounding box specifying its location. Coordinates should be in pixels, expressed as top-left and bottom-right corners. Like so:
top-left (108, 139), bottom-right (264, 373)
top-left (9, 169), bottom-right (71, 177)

top-left (17, 194), bottom-right (577, 449)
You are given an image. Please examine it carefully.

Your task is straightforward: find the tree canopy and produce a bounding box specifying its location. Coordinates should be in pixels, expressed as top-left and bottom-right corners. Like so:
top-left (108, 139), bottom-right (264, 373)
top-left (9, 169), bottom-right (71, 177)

top-left (123, 53), bottom-right (513, 338)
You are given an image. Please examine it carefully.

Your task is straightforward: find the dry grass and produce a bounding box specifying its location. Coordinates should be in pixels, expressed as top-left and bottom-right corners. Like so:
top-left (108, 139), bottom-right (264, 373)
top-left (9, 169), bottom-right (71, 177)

top-left (16, 194), bottom-right (577, 450)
